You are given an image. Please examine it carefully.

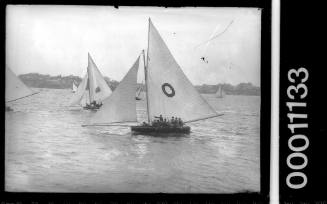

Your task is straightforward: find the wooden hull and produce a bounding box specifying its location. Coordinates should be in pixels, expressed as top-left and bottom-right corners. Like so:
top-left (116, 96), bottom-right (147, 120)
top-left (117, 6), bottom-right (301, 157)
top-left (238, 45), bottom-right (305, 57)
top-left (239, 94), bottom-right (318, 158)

top-left (131, 125), bottom-right (190, 134)
top-left (83, 106), bottom-right (101, 111)
top-left (5, 106), bottom-right (14, 112)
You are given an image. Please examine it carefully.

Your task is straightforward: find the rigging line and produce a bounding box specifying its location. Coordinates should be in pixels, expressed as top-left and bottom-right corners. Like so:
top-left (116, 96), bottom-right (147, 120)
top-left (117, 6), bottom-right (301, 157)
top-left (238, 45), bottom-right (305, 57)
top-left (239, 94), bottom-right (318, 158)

top-left (6, 92), bottom-right (40, 103)
top-left (82, 124), bottom-right (134, 127)
top-left (184, 114), bottom-right (224, 124)
top-left (82, 121), bottom-right (138, 127)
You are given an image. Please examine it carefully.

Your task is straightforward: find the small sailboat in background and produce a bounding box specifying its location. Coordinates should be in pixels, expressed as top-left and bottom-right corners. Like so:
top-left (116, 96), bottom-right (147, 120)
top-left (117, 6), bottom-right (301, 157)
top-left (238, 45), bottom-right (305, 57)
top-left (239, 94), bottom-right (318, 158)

top-left (216, 84), bottom-right (225, 98)
top-left (84, 19), bottom-right (222, 134)
top-left (72, 80), bottom-right (78, 93)
top-left (69, 53), bottom-right (112, 110)
top-left (5, 66), bottom-right (39, 111)
top-left (135, 81), bottom-right (144, 100)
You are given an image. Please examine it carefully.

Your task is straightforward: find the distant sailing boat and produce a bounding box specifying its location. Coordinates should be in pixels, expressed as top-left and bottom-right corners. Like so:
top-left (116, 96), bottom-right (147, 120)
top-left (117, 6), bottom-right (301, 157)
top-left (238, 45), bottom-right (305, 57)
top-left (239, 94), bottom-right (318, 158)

top-left (72, 81), bottom-right (77, 93)
top-left (85, 19), bottom-right (222, 134)
top-left (69, 53), bottom-right (112, 110)
top-left (135, 81), bottom-right (144, 100)
top-left (216, 84), bottom-right (225, 98)
top-left (5, 67), bottom-right (39, 111)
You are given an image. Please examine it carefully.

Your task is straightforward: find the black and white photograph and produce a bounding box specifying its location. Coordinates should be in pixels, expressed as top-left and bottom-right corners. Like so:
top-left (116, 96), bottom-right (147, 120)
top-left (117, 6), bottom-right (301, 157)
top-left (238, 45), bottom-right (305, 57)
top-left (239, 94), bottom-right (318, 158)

top-left (5, 5), bottom-right (262, 194)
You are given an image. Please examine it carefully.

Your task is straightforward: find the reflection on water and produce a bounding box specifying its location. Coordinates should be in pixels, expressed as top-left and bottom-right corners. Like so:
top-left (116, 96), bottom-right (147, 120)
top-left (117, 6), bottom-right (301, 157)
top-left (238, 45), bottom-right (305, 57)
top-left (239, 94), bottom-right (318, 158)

top-left (6, 88), bottom-right (260, 193)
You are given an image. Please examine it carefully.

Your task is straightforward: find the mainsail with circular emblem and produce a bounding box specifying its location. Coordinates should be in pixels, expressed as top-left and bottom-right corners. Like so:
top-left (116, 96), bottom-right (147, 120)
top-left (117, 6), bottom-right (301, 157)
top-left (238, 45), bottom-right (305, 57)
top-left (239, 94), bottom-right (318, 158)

top-left (6, 66), bottom-right (38, 102)
top-left (146, 19), bottom-right (219, 123)
top-left (69, 53), bottom-right (112, 106)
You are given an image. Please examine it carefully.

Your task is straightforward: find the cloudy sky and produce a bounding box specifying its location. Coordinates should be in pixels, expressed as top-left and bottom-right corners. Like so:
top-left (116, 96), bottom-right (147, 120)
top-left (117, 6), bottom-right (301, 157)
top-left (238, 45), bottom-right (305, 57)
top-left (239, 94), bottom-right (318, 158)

top-left (6, 5), bottom-right (261, 86)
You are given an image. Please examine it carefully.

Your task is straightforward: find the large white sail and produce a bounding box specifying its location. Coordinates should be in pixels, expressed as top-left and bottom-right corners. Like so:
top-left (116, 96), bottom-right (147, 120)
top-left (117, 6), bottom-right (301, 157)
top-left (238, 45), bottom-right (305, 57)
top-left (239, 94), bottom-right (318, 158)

top-left (87, 53), bottom-right (112, 103)
top-left (146, 19), bottom-right (219, 122)
top-left (90, 56), bottom-right (140, 124)
top-left (69, 73), bottom-right (88, 106)
top-left (5, 67), bottom-right (36, 102)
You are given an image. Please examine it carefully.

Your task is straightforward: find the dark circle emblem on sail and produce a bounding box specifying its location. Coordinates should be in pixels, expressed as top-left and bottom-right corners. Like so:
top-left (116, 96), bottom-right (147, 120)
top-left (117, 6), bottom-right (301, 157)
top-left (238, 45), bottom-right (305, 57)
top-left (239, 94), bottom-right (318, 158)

top-left (95, 86), bottom-right (101, 93)
top-left (161, 83), bottom-right (175, 97)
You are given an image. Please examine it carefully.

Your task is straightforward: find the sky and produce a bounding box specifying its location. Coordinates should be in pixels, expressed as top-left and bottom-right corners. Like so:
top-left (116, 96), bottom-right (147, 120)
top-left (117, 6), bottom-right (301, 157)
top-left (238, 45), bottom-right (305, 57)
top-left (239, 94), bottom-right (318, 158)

top-left (6, 5), bottom-right (261, 86)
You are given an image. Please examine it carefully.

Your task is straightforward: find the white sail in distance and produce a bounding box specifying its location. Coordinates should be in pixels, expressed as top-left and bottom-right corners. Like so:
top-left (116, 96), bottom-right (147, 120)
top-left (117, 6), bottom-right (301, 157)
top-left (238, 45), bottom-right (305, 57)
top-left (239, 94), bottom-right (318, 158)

top-left (72, 81), bottom-right (77, 92)
top-left (146, 19), bottom-right (220, 122)
top-left (6, 67), bottom-right (37, 102)
top-left (216, 85), bottom-right (225, 98)
top-left (69, 73), bottom-right (88, 106)
top-left (136, 86), bottom-right (142, 97)
top-left (136, 80), bottom-right (144, 99)
top-left (89, 56), bottom-right (140, 125)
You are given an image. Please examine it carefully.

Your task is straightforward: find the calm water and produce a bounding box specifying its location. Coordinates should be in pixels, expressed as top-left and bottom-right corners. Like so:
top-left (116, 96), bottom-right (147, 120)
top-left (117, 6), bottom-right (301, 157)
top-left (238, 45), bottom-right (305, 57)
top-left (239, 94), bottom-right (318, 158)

top-left (5, 88), bottom-right (260, 193)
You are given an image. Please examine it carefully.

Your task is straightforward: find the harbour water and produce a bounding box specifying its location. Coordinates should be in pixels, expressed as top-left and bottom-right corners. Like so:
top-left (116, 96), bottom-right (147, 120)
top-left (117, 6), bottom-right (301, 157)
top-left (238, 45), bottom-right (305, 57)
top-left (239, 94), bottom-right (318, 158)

top-left (5, 88), bottom-right (260, 193)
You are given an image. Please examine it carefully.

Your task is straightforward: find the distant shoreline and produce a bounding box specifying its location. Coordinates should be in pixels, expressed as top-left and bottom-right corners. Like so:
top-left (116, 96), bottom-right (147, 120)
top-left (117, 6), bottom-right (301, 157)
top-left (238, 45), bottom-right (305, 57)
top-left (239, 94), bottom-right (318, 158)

top-left (19, 73), bottom-right (260, 96)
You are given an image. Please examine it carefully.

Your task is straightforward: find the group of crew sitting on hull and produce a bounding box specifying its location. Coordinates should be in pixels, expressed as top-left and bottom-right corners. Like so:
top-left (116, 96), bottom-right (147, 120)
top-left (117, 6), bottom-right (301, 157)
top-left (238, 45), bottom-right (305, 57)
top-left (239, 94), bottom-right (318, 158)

top-left (85, 100), bottom-right (102, 109)
top-left (142, 115), bottom-right (185, 128)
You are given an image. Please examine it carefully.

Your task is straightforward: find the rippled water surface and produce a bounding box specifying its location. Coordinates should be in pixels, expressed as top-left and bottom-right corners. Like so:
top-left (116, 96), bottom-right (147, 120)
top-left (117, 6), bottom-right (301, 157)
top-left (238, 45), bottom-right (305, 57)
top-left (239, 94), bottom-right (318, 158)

top-left (6, 88), bottom-right (260, 193)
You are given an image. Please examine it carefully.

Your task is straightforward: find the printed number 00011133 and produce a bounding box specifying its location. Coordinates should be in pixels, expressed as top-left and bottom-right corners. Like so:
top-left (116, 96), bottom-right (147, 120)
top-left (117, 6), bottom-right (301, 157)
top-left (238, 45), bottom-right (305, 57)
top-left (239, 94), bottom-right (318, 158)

top-left (286, 67), bottom-right (309, 189)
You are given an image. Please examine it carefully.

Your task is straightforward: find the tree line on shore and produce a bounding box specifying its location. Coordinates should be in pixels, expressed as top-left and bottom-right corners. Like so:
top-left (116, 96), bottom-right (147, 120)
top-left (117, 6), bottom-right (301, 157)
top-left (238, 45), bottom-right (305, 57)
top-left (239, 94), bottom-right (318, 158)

top-left (19, 73), bottom-right (260, 96)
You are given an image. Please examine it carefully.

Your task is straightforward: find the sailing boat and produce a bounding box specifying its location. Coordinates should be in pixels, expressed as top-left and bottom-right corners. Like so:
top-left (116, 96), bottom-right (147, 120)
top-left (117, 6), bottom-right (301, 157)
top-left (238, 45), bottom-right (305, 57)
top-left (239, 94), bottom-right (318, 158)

top-left (216, 84), bottom-right (225, 98)
top-left (72, 80), bottom-right (78, 93)
top-left (85, 19), bottom-right (222, 134)
top-left (69, 53), bottom-right (112, 110)
top-left (135, 81), bottom-right (144, 100)
top-left (5, 67), bottom-right (39, 111)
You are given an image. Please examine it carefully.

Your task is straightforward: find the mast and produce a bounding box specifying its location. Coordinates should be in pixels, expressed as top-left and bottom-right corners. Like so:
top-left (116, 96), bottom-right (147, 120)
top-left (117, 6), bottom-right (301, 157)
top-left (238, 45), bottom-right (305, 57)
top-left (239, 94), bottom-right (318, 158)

top-left (144, 18), bottom-right (151, 123)
top-left (219, 85), bottom-right (222, 97)
top-left (87, 62), bottom-right (92, 104)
